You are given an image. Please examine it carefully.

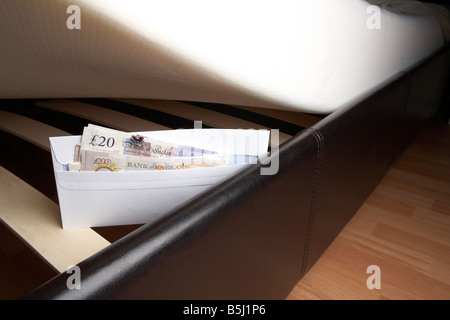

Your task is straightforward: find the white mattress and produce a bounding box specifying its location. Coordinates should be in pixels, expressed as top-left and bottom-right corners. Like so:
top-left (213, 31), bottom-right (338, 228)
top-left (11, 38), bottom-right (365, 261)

top-left (0, 0), bottom-right (447, 114)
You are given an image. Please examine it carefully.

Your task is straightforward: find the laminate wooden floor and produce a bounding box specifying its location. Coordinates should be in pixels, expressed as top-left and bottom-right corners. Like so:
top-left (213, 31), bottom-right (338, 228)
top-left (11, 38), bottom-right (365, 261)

top-left (287, 118), bottom-right (450, 300)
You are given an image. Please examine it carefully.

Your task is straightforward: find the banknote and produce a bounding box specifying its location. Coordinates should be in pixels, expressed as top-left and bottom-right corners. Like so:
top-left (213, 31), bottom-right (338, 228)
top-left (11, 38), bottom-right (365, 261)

top-left (72, 124), bottom-right (258, 172)
top-left (79, 150), bottom-right (228, 172)
top-left (80, 124), bottom-right (225, 159)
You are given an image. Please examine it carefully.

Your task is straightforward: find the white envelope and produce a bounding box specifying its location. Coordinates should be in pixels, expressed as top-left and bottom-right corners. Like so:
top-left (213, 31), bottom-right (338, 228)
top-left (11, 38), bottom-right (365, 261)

top-left (50, 129), bottom-right (269, 229)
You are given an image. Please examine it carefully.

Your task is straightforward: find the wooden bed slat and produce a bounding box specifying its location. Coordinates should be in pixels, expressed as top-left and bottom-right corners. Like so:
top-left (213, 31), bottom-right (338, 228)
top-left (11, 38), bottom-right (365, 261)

top-left (232, 104), bottom-right (322, 128)
top-left (0, 110), bottom-right (69, 151)
top-left (0, 166), bottom-right (110, 273)
top-left (35, 99), bottom-right (170, 132)
top-left (114, 98), bottom-right (292, 144)
top-left (73, 98), bottom-right (207, 130)
top-left (116, 98), bottom-right (244, 128)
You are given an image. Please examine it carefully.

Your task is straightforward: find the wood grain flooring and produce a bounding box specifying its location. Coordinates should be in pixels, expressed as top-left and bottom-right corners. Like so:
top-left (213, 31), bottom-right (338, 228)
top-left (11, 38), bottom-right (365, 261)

top-left (287, 119), bottom-right (450, 300)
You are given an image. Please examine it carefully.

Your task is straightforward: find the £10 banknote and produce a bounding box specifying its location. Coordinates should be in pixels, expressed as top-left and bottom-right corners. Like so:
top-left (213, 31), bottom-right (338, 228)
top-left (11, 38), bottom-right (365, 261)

top-left (80, 150), bottom-right (228, 172)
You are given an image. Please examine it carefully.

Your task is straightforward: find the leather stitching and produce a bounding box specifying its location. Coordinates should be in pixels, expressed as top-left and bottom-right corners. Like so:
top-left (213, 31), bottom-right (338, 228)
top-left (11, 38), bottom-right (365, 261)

top-left (300, 128), bottom-right (324, 278)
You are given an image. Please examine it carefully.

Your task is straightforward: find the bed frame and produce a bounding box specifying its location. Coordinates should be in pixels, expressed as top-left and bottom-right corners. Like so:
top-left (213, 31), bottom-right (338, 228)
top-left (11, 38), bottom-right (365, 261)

top-left (0, 42), bottom-right (449, 299)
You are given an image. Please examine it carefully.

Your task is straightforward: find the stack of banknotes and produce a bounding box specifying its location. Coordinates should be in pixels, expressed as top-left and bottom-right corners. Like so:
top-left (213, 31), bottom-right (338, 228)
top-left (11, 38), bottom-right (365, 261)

top-left (68, 124), bottom-right (255, 172)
